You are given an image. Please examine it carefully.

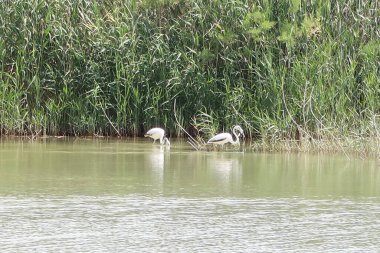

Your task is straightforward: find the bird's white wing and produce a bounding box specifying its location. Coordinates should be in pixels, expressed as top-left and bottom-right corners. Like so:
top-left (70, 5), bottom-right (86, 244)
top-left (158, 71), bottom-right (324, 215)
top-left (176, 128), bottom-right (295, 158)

top-left (207, 133), bottom-right (230, 143)
top-left (146, 128), bottom-right (164, 136)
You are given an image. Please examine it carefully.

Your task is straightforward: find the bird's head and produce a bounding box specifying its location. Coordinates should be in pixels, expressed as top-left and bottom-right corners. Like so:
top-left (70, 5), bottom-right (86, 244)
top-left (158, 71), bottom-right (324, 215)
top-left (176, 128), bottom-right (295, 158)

top-left (163, 137), bottom-right (170, 146)
top-left (233, 125), bottom-right (245, 138)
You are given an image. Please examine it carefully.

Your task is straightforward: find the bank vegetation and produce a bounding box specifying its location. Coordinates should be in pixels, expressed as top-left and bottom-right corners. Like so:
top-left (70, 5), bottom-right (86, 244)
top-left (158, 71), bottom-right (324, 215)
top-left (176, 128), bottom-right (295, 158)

top-left (1, 0), bottom-right (379, 153)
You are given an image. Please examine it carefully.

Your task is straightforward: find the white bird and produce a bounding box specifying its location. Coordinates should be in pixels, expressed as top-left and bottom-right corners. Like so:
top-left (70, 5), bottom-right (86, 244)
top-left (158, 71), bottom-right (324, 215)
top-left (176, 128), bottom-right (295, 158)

top-left (207, 125), bottom-right (244, 148)
top-left (144, 127), bottom-right (170, 145)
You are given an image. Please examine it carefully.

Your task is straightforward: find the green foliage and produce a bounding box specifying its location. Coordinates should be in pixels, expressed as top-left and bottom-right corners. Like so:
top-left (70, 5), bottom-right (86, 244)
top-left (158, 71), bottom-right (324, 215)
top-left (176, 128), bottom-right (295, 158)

top-left (0, 0), bottom-right (379, 141)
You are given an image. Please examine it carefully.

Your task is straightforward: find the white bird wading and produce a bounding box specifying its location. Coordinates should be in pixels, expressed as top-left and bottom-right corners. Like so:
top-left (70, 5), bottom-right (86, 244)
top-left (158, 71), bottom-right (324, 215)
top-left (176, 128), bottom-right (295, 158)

top-left (207, 125), bottom-right (244, 148)
top-left (144, 127), bottom-right (170, 145)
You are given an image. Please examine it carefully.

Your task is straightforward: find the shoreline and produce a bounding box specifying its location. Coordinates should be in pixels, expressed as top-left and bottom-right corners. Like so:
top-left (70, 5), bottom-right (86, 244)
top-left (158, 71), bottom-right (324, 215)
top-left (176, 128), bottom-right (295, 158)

top-left (1, 134), bottom-right (379, 159)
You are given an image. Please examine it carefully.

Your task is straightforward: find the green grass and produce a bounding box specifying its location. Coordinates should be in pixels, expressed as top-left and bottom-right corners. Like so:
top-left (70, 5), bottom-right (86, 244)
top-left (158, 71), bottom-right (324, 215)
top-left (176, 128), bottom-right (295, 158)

top-left (0, 0), bottom-right (379, 145)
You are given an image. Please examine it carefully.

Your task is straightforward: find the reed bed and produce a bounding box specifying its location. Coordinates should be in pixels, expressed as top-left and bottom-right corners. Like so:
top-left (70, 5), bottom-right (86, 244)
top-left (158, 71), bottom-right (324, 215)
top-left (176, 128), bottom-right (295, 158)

top-left (0, 0), bottom-right (379, 152)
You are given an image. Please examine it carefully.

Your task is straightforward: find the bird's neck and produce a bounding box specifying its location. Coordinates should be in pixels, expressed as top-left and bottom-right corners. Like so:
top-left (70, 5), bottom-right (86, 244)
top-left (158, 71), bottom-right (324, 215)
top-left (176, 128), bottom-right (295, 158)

top-left (232, 130), bottom-right (240, 145)
top-left (161, 137), bottom-right (170, 145)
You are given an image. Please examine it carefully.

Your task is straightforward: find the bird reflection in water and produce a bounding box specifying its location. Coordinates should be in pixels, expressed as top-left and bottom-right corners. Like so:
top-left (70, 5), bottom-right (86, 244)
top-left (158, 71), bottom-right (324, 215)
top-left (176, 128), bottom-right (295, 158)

top-left (208, 153), bottom-right (243, 194)
top-left (148, 145), bottom-right (169, 187)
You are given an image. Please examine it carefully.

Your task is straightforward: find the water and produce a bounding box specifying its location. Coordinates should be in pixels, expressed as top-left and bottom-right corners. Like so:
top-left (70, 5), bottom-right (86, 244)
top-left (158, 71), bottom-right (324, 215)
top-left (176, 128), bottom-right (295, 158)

top-left (0, 138), bottom-right (380, 252)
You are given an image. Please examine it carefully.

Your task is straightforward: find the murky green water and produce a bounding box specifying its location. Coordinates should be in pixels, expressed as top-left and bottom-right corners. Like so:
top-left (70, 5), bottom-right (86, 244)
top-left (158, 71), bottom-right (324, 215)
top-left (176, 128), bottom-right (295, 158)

top-left (0, 138), bottom-right (380, 252)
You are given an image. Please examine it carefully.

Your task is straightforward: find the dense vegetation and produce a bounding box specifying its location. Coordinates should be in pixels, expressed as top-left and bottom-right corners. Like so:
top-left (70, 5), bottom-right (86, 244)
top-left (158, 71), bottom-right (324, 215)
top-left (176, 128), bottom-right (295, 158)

top-left (0, 0), bottom-right (379, 141)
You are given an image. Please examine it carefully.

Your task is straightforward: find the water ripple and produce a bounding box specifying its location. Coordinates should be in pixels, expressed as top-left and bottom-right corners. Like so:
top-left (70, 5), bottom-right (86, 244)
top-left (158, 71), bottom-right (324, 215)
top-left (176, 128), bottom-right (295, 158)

top-left (0, 196), bottom-right (379, 252)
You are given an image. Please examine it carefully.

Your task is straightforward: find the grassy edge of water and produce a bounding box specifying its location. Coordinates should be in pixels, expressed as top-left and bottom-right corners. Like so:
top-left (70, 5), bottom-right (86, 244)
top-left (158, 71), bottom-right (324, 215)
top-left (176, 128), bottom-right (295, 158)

top-left (1, 133), bottom-right (380, 160)
top-left (250, 138), bottom-right (380, 159)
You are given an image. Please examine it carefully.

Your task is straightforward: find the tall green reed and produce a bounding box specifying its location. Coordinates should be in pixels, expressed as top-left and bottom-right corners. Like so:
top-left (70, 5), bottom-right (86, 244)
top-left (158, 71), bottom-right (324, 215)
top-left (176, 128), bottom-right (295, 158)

top-left (0, 0), bottom-right (378, 142)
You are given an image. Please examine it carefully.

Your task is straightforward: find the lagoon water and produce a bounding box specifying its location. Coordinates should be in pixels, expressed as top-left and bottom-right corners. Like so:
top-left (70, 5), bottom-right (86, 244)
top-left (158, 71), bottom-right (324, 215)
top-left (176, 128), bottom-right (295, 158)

top-left (0, 138), bottom-right (380, 252)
